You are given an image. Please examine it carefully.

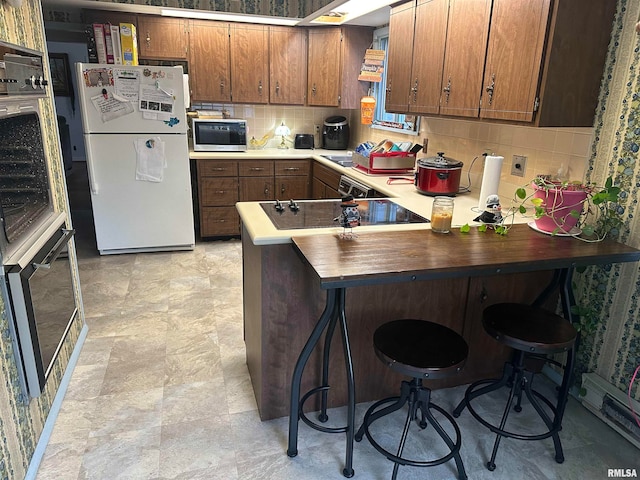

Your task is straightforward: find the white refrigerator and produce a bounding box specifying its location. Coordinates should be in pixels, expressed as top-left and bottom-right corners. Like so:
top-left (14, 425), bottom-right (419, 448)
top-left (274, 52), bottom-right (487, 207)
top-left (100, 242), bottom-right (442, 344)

top-left (76, 63), bottom-right (194, 255)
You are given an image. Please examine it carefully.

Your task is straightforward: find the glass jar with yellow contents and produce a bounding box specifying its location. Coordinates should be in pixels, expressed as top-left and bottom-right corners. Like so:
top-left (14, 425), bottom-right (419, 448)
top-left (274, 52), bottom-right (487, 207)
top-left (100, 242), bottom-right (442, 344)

top-left (430, 197), bottom-right (454, 233)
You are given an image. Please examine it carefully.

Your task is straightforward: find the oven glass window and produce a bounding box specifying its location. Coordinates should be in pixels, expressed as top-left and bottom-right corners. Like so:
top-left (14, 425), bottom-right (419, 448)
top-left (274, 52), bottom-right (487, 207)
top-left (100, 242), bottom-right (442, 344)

top-left (29, 246), bottom-right (76, 378)
top-left (0, 112), bottom-right (51, 243)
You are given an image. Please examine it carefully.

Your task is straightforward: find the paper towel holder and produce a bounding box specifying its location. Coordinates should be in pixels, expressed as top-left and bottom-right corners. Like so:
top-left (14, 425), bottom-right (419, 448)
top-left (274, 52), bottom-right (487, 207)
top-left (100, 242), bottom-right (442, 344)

top-left (478, 155), bottom-right (504, 210)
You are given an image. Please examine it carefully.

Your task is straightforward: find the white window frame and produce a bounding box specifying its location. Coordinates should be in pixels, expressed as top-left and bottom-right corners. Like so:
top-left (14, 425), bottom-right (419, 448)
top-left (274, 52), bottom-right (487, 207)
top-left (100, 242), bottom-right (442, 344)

top-left (371, 26), bottom-right (419, 136)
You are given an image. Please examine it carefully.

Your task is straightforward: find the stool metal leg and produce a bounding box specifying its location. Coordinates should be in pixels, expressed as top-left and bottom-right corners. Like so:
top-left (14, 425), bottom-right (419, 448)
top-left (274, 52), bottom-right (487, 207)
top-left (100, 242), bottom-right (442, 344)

top-left (359, 380), bottom-right (467, 480)
top-left (337, 289), bottom-right (356, 478)
top-left (423, 402), bottom-right (467, 480)
top-left (487, 368), bottom-right (523, 471)
top-left (319, 307), bottom-right (340, 423)
top-left (391, 392), bottom-right (416, 480)
top-left (288, 289), bottom-right (337, 458)
top-left (453, 362), bottom-right (514, 418)
top-left (522, 371), bottom-right (564, 463)
top-left (288, 288), bottom-right (356, 478)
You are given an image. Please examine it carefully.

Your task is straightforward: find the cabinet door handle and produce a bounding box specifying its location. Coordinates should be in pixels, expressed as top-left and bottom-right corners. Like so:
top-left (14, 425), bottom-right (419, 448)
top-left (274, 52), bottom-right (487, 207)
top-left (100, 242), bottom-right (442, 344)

top-left (212, 167), bottom-right (226, 172)
top-left (443, 77), bottom-right (451, 104)
top-left (281, 184), bottom-right (286, 194)
top-left (386, 78), bottom-right (392, 94)
top-left (411, 78), bottom-right (419, 103)
top-left (264, 184), bottom-right (270, 196)
top-left (220, 80), bottom-right (225, 94)
top-left (480, 287), bottom-right (488, 303)
top-left (146, 32), bottom-right (151, 48)
top-left (485, 74), bottom-right (495, 106)
top-left (275, 81), bottom-right (280, 95)
top-left (283, 167), bottom-right (299, 172)
top-left (311, 83), bottom-right (317, 96)
top-left (258, 80), bottom-right (263, 96)
top-left (250, 167), bottom-right (265, 171)
top-left (215, 190), bottom-right (226, 194)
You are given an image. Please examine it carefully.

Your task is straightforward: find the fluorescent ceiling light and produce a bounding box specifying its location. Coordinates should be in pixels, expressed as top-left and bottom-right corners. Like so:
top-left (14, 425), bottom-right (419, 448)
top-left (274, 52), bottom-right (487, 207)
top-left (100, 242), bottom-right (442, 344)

top-left (302, 0), bottom-right (396, 25)
top-left (160, 8), bottom-right (299, 26)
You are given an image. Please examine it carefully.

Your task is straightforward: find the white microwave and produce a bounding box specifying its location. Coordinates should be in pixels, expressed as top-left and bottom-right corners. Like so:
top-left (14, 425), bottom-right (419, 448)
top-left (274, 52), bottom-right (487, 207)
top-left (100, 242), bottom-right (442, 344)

top-left (192, 118), bottom-right (248, 152)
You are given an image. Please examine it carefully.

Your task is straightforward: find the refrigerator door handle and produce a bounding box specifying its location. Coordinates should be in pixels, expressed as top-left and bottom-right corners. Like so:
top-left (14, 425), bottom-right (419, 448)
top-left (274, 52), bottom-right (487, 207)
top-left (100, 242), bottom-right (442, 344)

top-left (85, 141), bottom-right (99, 195)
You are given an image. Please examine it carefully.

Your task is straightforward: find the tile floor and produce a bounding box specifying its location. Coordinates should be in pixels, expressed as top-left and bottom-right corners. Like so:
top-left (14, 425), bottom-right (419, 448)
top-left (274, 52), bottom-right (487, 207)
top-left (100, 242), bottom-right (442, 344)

top-left (34, 165), bottom-right (639, 479)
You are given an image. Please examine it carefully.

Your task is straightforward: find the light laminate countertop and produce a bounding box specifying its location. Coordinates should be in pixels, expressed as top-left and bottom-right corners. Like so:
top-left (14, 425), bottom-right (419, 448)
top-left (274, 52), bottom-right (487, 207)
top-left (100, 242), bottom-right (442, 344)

top-left (191, 148), bottom-right (513, 245)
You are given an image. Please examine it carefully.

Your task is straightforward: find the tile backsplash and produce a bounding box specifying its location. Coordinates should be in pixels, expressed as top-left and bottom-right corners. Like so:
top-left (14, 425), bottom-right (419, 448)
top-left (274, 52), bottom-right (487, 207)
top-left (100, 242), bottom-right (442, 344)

top-left (191, 103), bottom-right (351, 149)
top-left (352, 116), bottom-right (592, 202)
top-left (193, 103), bottom-right (592, 203)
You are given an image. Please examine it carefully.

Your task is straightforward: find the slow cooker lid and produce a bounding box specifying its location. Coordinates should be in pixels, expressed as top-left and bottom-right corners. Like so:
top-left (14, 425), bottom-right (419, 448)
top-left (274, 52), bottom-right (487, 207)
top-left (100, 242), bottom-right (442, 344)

top-left (418, 152), bottom-right (463, 169)
top-left (324, 115), bottom-right (348, 127)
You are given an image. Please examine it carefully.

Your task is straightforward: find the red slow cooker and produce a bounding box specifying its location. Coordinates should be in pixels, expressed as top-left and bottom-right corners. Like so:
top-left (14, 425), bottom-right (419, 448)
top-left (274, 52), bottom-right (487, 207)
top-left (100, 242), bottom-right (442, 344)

top-left (415, 152), bottom-right (463, 196)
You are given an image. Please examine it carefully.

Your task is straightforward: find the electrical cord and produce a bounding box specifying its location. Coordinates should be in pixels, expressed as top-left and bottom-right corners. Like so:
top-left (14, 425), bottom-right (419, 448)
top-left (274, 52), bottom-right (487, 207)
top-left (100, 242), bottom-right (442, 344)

top-left (458, 155), bottom-right (479, 194)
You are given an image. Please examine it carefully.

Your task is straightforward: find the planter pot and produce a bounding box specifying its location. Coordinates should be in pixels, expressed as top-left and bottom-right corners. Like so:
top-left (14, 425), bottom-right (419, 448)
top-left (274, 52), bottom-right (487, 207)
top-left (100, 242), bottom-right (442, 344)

top-left (532, 184), bottom-right (588, 233)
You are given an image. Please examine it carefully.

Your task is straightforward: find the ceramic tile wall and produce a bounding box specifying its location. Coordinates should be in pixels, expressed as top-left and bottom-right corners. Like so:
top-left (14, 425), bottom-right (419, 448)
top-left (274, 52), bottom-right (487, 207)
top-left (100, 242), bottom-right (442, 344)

top-left (191, 103), bottom-right (351, 149)
top-left (351, 117), bottom-right (592, 203)
top-left (194, 100), bottom-right (593, 202)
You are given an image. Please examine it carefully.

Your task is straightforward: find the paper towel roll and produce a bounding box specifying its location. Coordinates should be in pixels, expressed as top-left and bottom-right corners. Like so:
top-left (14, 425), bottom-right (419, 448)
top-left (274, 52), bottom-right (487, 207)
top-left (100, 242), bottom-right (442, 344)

top-left (478, 155), bottom-right (504, 210)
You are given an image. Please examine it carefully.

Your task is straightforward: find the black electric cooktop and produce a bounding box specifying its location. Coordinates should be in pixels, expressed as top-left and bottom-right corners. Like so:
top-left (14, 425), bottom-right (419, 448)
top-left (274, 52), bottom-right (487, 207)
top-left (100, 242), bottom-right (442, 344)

top-left (260, 199), bottom-right (429, 230)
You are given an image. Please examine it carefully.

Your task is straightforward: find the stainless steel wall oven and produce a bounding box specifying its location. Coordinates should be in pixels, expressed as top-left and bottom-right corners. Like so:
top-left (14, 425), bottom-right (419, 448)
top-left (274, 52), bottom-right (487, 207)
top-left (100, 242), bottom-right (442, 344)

top-left (0, 41), bottom-right (77, 400)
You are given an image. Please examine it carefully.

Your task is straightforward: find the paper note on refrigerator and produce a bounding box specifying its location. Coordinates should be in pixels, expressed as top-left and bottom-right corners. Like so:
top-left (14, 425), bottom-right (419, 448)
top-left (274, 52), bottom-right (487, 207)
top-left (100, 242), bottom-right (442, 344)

top-left (134, 137), bottom-right (166, 182)
top-left (113, 68), bottom-right (140, 101)
top-left (139, 83), bottom-right (175, 118)
top-left (90, 92), bottom-right (134, 122)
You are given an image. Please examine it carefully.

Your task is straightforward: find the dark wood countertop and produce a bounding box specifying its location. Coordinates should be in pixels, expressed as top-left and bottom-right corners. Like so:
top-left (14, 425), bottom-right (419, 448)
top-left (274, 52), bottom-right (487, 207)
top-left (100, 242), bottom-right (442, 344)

top-left (292, 224), bottom-right (640, 289)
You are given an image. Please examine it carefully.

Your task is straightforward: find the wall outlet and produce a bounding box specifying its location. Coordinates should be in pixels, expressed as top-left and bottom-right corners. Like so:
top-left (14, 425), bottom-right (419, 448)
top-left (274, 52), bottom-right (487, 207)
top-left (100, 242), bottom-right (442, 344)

top-left (511, 155), bottom-right (527, 177)
top-left (314, 124), bottom-right (321, 134)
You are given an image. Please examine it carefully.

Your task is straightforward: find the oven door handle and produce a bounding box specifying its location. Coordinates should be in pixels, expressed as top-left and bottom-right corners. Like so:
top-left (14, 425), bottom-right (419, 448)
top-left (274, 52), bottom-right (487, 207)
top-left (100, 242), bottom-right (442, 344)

top-left (32, 228), bottom-right (75, 271)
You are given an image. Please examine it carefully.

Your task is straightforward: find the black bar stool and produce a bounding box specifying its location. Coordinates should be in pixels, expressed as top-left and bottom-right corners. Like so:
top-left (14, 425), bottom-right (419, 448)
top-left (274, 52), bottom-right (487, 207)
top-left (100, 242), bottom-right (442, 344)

top-left (355, 319), bottom-right (469, 480)
top-left (453, 303), bottom-right (577, 472)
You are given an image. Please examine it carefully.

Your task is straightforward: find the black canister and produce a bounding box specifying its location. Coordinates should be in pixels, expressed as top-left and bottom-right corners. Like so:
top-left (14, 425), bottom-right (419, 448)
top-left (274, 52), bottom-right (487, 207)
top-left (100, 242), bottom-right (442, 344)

top-left (322, 116), bottom-right (350, 150)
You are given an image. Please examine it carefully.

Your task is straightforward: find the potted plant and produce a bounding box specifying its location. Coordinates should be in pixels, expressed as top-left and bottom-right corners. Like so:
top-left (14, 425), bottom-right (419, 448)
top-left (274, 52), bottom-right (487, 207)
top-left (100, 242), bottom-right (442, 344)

top-left (513, 175), bottom-right (623, 241)
top-left (465, 174), bottom-right (624, 241)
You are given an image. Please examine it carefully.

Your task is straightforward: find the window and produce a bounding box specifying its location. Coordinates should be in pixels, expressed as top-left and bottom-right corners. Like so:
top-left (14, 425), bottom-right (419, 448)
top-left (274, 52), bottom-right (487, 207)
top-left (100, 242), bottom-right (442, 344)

top-left (371, 27), bottom-right (419, 135)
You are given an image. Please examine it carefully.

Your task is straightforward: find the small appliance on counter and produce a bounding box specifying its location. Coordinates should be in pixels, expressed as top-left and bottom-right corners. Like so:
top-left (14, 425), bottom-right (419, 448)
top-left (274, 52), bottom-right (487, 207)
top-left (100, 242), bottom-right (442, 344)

top-left (415, 152), bottom-right (463, 196)
top-left (191, 118), bottom-right (247, 152)
top-left (294, 133), bottom-right (314, 149)
top-left (323, 115), bottom-right (349, 150)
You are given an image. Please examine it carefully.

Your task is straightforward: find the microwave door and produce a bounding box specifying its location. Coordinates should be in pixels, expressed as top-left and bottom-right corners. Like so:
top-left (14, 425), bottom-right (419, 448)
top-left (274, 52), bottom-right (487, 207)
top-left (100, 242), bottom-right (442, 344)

top-left (193, 120), bottom-right (247, 151)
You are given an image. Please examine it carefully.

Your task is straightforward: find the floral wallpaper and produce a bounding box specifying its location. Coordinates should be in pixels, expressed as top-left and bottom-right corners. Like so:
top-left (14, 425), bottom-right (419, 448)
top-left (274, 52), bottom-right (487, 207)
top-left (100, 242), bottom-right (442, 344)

top-left (0, 1), bottom-right (84, 479)
top-left (575, 0), bottom-right (640, 399)
top-left (44, 0), bottom-right (333, 19)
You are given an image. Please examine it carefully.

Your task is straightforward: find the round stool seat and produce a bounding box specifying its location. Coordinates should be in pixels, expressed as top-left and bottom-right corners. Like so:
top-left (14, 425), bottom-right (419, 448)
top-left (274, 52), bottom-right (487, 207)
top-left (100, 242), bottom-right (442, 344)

top-left (482, 303), bottom-right (577, 354)
top-left (374, 319), bottom-right (468, 379)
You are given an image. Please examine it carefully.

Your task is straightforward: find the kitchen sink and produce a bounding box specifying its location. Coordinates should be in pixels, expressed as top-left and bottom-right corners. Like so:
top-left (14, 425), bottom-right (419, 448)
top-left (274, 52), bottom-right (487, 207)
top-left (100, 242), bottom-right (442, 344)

top-left (321, 154), bottom-right (354, 167)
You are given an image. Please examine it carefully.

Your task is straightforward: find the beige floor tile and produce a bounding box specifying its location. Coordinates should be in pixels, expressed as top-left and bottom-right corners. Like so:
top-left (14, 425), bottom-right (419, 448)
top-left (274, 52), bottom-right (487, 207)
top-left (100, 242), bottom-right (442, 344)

top-left (159, 417), bottom-right (236, 477)
top-left (161, 380), bottom-right (229, 425)
top-left (89, 387), bottom-right (164, 438)
top-left (80, 427), bottom-right (161, 480)
top-left (99, 355), bottom-right (165, 395)
top-left (36, 441), bottom-right (84, 480)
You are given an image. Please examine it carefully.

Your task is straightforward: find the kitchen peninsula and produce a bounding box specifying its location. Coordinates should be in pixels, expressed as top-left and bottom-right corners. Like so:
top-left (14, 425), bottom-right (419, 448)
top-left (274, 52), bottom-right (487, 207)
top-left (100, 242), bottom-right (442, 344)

top-left (235, 154), bottom-right (640, 421)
